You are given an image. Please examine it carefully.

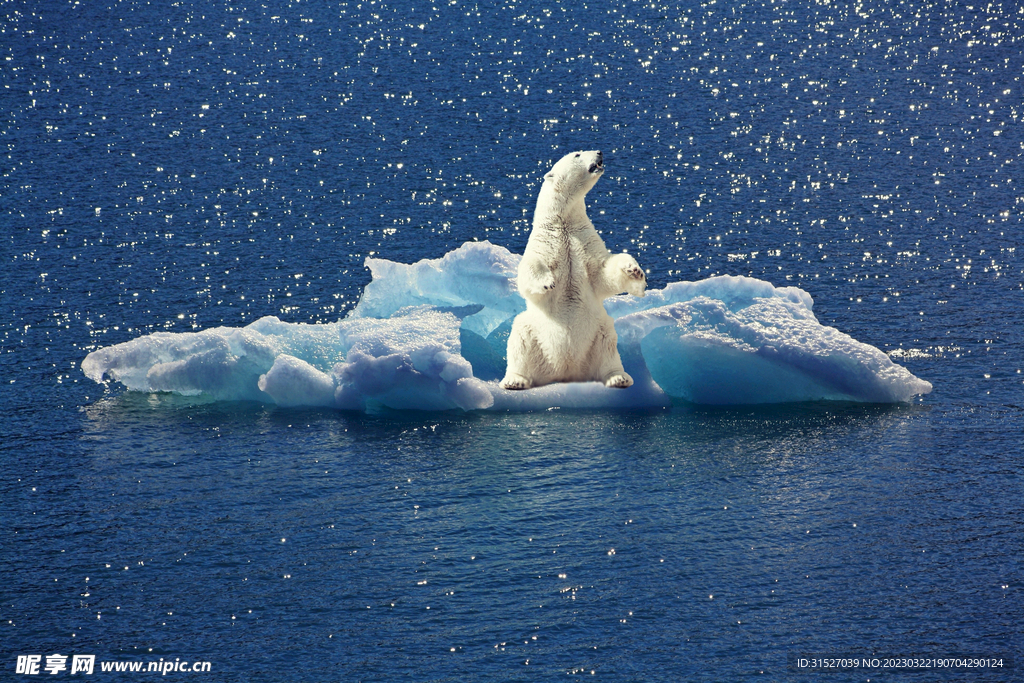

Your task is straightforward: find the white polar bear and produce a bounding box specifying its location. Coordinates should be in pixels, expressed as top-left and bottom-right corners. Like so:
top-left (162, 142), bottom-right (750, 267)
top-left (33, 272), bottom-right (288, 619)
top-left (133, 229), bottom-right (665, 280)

top-left (501, 150), bottom-right (647, 390)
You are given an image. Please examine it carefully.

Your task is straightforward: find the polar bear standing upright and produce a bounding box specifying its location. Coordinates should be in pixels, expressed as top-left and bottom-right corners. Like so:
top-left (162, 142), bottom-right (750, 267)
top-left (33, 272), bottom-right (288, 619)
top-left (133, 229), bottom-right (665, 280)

top-left (501, 150), bottom-right (647, 390)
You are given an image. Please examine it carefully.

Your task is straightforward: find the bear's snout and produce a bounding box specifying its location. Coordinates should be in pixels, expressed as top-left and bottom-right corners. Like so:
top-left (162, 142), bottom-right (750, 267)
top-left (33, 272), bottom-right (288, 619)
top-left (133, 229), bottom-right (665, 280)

top-left (589, 150), bottom-right (604, 174)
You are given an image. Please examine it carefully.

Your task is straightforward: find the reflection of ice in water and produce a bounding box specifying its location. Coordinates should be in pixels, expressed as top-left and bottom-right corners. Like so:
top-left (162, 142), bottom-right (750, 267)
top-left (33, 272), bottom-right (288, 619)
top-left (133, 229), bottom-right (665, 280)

top-left (83, 242), bottom-right (931, 411)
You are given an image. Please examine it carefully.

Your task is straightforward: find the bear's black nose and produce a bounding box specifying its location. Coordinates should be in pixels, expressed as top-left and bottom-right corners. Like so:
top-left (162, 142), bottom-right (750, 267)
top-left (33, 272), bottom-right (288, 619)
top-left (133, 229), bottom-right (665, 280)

top-left (596, 151), bottom-right (603, 165)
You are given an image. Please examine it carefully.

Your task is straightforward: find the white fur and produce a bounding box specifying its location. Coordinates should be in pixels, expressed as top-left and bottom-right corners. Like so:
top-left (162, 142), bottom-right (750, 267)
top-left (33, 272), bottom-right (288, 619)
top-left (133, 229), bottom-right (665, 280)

top-left (501, 151), bottom-right (647, 390)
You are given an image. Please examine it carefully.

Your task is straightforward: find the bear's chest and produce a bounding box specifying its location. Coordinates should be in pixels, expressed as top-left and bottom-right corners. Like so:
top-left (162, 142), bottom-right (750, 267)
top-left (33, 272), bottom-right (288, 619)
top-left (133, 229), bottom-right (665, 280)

top-left (547, 233), bottom-right (599, 304)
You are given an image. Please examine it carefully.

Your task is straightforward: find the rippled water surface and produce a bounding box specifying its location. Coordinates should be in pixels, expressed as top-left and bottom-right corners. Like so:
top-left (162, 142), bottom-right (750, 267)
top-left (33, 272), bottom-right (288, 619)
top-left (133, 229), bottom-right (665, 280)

top-left (3, 0), bottom-right (1023, 679)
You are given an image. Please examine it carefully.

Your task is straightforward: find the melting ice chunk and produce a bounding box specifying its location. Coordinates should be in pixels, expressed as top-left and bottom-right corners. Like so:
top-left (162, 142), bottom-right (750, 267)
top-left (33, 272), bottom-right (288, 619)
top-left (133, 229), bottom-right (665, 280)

top-left (83, 307), bottom-right (494, 411)
top-left (615, 296), bottom-right (932, 404)
top-left (350, 240), bottom-right (524, 337)
top-left (82, 241), bottom-right (931, 410)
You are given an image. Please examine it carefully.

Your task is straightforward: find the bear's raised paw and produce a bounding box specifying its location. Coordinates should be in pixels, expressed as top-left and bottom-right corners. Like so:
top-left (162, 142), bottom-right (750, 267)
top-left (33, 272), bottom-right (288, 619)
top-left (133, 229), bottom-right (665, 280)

top-left (621, 260), bottom-right (646, 298)
top-left (623, 262), bottom-right (646, 282)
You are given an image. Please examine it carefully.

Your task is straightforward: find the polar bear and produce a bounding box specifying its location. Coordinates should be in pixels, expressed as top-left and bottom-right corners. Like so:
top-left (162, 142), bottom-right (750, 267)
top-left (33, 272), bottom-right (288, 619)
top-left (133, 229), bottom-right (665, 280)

top-left (500, 150), bottom-right (647, 390)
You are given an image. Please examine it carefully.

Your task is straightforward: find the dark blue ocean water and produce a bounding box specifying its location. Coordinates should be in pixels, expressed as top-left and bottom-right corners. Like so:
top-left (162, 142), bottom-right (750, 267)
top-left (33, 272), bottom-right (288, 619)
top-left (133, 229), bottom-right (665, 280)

top-left (3, 0), bottom-right (1023, 680)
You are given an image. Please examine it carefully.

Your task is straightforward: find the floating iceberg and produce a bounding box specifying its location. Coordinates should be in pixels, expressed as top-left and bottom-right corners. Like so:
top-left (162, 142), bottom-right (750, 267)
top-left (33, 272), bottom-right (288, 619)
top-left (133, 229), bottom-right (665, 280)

top-left (82, 241), bottom-right (932, 411)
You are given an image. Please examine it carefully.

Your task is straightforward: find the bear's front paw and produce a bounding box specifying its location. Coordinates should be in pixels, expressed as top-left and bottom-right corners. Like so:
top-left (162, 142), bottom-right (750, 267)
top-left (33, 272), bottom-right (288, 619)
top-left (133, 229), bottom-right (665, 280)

top-left (622, 259), bottom-right (647, 297)
top-left (500, 373), bottom-right (533, 391)
top-left (525, 275), bottom-right (555, 296)
top-left (604, 372), bottom-right (633, 389)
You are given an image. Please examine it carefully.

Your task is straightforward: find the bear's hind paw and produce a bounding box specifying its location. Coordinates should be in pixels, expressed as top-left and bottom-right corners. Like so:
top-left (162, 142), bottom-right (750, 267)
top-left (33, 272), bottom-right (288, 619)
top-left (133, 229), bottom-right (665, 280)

top-left (500, 373), bottom-right (533, 391)
top-left (603, 372), bottom-right (634, 389)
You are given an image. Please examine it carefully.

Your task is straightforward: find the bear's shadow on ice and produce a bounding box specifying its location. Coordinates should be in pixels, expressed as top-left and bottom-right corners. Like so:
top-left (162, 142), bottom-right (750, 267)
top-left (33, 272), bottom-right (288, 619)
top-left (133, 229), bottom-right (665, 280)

top-left (422, 301), bottom-right (511, 381)
top-left (459, 317), bottom-right (512, 382)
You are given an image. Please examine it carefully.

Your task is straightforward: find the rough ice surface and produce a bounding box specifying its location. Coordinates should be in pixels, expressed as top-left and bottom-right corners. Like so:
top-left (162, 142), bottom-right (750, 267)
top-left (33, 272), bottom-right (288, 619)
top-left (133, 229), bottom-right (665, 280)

top-left (82, 241), bottom-right (932, 411)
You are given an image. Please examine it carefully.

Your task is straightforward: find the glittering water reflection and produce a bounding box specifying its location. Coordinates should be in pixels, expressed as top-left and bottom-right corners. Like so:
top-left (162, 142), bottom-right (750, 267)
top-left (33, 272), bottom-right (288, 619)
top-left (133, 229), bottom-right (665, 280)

top-left (3, 0), bottom-right (1022, 678)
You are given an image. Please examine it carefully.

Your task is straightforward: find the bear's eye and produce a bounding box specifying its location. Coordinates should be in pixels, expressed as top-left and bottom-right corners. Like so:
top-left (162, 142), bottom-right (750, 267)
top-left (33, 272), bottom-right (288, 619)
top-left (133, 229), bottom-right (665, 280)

top-left (574, 153), bottom-right (580, 158)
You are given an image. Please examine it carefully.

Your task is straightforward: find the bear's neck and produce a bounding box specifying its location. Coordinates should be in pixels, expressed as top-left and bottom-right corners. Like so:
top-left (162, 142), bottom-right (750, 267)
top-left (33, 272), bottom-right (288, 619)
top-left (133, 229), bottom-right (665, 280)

top-left (533, 183), bottom-right (588, 231)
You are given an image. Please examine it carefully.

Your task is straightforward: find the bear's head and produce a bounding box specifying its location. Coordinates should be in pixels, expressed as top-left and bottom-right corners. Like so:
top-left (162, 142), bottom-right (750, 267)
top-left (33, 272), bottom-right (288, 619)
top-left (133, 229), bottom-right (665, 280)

top-left (542, 150), bottom-right (604, 201)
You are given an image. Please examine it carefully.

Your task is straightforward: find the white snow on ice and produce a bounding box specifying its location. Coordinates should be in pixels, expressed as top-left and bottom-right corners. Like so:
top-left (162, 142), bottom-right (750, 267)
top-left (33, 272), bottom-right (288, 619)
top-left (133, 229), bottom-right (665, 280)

top-left (82, 241), bottom-right (932, 411)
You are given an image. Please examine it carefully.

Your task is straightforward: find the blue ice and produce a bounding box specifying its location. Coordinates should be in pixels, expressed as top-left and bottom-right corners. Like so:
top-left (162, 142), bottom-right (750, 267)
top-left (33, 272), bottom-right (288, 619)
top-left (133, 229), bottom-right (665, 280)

top-left (82, 241), bottom-right (932, 410)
